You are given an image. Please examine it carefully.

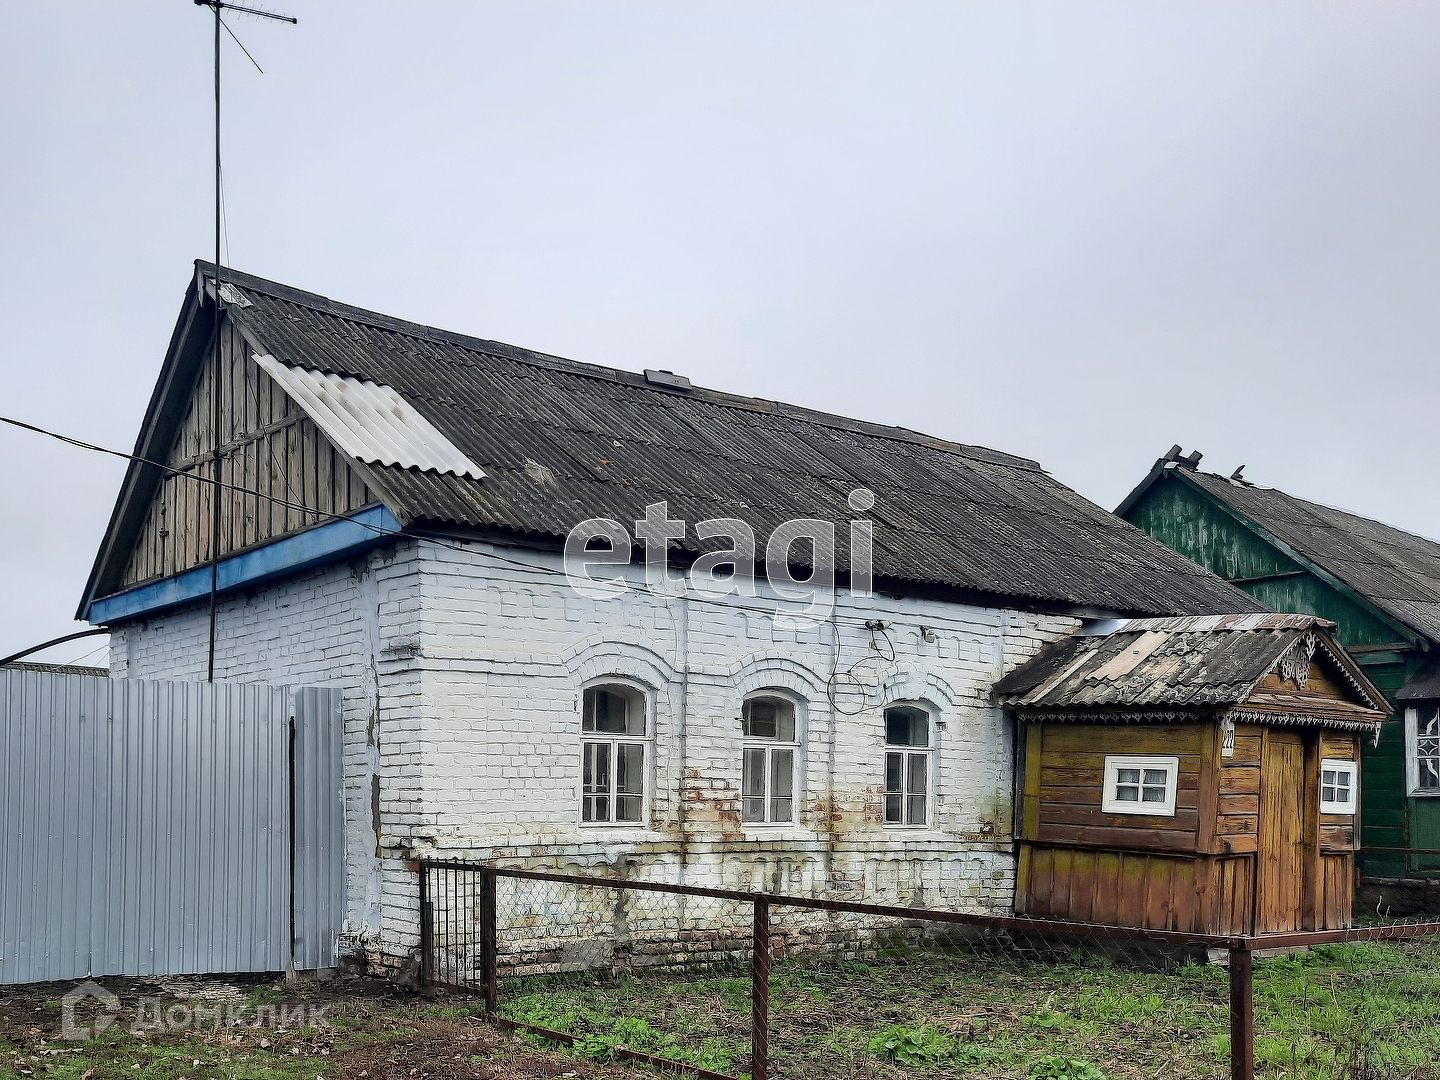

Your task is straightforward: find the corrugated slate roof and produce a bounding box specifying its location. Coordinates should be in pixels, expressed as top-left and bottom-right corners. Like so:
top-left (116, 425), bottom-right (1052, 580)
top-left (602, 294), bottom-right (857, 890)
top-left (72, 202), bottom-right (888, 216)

top-left (96, 263), bottom-right (1268, 617)
top-left (994, 613), bottom-right (1388, 716)
top-left (1177, 470), bottom-right (1440, 644)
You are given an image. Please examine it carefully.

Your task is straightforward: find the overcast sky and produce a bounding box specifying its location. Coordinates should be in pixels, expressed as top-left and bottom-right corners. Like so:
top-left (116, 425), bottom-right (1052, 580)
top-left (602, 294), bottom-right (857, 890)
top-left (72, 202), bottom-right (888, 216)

top-left (3, 2), bottom-right (1438, 667)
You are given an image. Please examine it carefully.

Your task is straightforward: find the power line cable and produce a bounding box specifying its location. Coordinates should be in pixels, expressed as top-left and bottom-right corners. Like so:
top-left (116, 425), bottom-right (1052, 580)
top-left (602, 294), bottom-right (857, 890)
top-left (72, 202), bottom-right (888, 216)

top-left (0, 413), bottom-right (893, 635)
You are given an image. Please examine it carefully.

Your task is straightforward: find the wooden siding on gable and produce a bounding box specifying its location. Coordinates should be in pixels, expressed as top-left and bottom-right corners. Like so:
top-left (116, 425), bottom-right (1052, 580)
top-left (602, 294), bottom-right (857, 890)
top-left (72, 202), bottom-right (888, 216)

top-left (121, 320), bottom-right (376, 589)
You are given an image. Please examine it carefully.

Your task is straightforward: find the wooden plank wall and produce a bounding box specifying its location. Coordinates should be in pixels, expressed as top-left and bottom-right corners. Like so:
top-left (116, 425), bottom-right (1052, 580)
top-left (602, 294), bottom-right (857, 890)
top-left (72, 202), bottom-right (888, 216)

top-left (1212, 855), bottom-right (1255, 935)
top-left (1031, 725), bottom-right (1203, 852)
top-left (1321, 855), bottom-right (1352, 929)
top-left (1017, 846), bottom-right (1257, 933)
top-left (122, 320), bottom-right (376, 588)
top-left (1318, 732), bottom-right (1359, 852)
top-left (1319, 732), bottom-right (1358, 930)
top-left (1216, 725), bottom-right (1262, 853)
top-left (1018, 846), bottom-right (1202, 931)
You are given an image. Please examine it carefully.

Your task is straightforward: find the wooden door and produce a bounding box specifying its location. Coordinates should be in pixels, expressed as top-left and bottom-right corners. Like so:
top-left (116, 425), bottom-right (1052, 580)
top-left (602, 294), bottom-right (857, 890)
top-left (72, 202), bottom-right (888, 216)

top-left (1257, 731), bottom-right (1307, 933)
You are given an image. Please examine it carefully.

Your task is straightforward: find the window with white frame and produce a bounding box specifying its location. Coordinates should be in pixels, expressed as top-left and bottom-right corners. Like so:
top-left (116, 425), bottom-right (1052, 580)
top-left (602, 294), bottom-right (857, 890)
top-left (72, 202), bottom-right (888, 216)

top-left (581, 683), bottom-right (647, 825)
top-left (883, 705), bottom-right (932, 827)
top-left (1407, 705), bottom-right (1440, 796)
top-left (741, 694), bottom-right (799, 824)
top-left (1101, 755), bottom-right (1179, 816)
top-left (1320, 758), bottom-right (1357, 814)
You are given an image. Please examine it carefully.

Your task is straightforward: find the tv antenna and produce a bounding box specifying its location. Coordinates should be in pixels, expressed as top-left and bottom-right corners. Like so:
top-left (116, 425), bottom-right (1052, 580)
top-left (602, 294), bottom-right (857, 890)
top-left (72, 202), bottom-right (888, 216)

top-left (193, 1), bottom-right (297, 682)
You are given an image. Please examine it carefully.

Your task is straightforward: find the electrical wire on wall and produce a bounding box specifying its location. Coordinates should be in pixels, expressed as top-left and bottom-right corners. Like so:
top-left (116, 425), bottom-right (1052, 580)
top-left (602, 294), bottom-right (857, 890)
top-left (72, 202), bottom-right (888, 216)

top-left (826, 613), bottom-right (898, 716)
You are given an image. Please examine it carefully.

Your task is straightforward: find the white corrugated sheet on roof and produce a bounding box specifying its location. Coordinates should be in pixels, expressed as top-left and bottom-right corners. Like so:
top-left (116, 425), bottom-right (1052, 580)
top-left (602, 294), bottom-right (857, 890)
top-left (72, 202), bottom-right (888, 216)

top-left (255, 354), bottom-right (485, 480)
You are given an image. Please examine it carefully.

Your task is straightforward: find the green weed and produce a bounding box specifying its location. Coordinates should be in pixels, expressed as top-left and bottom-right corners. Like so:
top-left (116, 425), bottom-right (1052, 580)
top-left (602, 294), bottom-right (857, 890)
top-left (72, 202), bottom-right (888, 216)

top-left (1028, 1053), bottom-right (1107, 1080)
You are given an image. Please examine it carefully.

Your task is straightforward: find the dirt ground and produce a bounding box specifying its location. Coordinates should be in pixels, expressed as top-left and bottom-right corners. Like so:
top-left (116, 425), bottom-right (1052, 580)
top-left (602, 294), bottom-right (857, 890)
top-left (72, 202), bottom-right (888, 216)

top-left (0, 974), bottom-right (649, 1080)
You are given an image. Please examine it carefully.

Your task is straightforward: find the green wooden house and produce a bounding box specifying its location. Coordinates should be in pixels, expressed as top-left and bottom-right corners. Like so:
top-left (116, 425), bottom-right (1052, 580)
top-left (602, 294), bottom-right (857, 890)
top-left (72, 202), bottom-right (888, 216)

top-left (1117, 448), bottom-right (1440, 908)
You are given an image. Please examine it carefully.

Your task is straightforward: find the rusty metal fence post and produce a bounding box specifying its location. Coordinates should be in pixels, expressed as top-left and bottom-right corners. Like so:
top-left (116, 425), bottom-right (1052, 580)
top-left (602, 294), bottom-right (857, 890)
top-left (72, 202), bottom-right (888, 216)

top-left (417, 862), bottom-right (433, 988)
top-left (1229, 942), bottom-right (1253, 1080)
top-left (752, 896), bottom-right (770, 1080)
top-left (481, 867), bottom-right (499, 1014)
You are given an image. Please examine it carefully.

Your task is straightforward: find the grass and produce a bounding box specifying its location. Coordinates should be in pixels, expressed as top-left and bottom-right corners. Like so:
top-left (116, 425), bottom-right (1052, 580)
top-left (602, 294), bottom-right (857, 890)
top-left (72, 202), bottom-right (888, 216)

top-left (3, 938), bottom-right (1439, 1080)
top-left (494, 935), bottom-right (1440, 1079)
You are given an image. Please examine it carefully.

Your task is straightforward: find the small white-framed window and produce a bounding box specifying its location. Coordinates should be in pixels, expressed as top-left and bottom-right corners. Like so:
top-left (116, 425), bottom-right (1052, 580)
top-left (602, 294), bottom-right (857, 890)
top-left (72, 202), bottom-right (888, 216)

top-left (1407, 705), bottom-right (1440, 797)
top-left (883, 705), bottom-right (932, 827)
top-left (580, 683), bottom-right (648, 825)
top-left (740, 694), bottom-right (799, 825)
top-left (1101, 755), bottom-right (1179, 816)
top-left (1320, 758), bottom-right (1357, 815)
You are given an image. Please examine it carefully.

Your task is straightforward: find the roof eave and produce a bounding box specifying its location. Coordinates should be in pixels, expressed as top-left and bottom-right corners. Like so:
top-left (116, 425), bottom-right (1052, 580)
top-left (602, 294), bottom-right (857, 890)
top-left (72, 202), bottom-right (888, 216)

top-left (76, 267), bottom-right (210, 622)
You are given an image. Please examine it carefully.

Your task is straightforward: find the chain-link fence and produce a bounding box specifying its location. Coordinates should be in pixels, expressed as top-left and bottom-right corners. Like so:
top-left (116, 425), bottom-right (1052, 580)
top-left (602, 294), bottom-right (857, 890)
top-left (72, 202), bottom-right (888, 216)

top-left (417, 861), bottom-right (1440, 1080)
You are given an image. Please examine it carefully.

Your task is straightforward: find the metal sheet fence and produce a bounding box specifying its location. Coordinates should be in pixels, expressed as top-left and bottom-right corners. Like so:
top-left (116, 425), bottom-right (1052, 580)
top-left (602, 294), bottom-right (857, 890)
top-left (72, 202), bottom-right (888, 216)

top-left (0, 669), bottom-right (343, 984)
top-left (292, 686), bottom-right (346, 972)
top-left (419, 862), bottom-right (1440, 1080)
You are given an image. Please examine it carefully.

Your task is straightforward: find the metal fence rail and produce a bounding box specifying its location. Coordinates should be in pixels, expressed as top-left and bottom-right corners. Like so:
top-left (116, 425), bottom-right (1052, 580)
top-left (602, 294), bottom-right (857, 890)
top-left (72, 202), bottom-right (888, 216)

top-left (415, 862), bottom-right (1440, 1080)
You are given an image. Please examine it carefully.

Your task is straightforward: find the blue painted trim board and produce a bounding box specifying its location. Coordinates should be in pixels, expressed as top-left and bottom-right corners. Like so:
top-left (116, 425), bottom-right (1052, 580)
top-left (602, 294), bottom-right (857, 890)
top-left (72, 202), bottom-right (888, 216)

top-left (86, 504), bottom-right (404, 624)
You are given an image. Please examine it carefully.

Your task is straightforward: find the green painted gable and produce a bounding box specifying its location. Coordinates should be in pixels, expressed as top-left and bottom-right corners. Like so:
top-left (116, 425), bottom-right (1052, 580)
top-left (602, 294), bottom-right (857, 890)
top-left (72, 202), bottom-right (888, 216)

top-left (1124, 471), bottom-right (1409, 648)
top-left (1120, 466), bottom-right (1438, 874)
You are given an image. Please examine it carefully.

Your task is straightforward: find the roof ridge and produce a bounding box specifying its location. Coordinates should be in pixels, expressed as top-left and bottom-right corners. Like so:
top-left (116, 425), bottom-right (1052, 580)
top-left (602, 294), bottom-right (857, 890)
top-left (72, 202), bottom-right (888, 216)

top-left (1192, 468), bottom-right (1440, 552)
top-left (198, 260), bottom-right (1044, 473)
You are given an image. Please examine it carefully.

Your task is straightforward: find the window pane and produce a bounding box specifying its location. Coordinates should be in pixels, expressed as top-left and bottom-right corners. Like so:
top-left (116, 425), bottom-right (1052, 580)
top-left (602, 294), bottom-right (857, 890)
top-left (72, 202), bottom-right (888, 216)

top-left (771, 749), bottom-right (794, 800)
top-left (1115, 785), bottom-right (1139, 802)
top-left (615, 795), bottom-right (642, 822)
top-left (884, 793), bottom-right (903, 823)
top-left (907, 794), bottom-right (927, 826)
top-left (770, 797), bottom-right (793, 823)
top-left (742, 797), bottom-right (767, 822)
top-left (744, 699), bottom-right (777, 739)
top-left (885, 707), bottom-right (928, 747)
top-left (1117, 769), bottom-right (1141, 785)
top-left (583, 742), bottom-right (610, 794)
top-left (1141, 786), bottom-right (1166, 803)
top-left (743, 749), bottom-right (767, 797)
top-left (586, 688), bottom-right (631, 734)
top-left (1142, 769), bottom-right (1167, 786)
top-left (1417, 710), bottom-right (1440, 790)
top-left (616, 743), bottom-right (643, 796)
top-left (745, 697), bottom-right (796, 741)
top-left (884, 752), bottom-right (903, 794)
top-left (907, 753), bottom-right (928, 797)
top-left (1322, 770), bottom-right (1336, 786)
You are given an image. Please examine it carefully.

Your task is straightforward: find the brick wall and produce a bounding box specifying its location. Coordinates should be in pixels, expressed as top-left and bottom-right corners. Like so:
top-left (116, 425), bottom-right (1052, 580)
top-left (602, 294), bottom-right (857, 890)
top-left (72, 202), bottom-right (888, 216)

top-left (111, 535), bottom-right (1079, 969)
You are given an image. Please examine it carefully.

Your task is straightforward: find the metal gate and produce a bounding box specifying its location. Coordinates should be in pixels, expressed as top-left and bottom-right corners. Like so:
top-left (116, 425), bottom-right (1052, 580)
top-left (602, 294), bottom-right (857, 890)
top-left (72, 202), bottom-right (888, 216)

top-left (0, 670), bottom-right (344, 984)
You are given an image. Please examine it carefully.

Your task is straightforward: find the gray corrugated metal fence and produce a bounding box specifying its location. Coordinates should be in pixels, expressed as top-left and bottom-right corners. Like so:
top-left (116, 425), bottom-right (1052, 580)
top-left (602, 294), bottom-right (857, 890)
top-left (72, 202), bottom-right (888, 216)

top-left (291, 686), bottom-right (346, 971)
top-left (0, 670), bottom-right (343, 984)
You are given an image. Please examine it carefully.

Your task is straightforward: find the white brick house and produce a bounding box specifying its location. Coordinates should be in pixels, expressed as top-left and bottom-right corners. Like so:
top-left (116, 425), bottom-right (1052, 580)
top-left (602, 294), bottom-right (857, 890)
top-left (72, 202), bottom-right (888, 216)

top-left (81, 264), bottom-right (1262, 970)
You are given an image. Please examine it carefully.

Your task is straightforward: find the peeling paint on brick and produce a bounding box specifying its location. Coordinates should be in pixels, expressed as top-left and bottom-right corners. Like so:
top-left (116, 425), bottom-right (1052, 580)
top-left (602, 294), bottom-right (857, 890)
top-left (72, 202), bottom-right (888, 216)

top-left (111, 536), bottom-right (1079, 971)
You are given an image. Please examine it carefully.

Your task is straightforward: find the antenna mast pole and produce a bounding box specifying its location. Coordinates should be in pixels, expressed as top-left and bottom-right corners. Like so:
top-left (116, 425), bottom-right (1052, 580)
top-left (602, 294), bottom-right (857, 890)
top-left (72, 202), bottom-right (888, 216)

top-left (208, 0), bottom-right (222, 682)
top-left (193, 0), bottom-right (296, 683)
